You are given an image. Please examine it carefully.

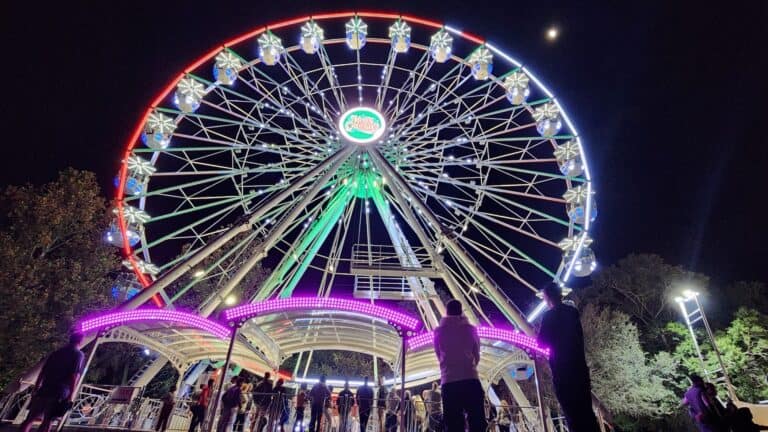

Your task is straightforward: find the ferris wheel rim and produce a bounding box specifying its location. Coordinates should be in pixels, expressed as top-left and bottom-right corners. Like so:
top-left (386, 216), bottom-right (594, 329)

top-left (115, 10), bottom-right (595, 302)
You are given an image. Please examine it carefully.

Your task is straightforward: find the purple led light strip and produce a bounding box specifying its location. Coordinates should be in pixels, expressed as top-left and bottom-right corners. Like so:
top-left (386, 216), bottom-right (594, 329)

top-left (77, 309), bottom-right (232, 339)
top-left (407, 326), bottom-right (550, 358)
top-left (222, 297), bottom-right (421, 331)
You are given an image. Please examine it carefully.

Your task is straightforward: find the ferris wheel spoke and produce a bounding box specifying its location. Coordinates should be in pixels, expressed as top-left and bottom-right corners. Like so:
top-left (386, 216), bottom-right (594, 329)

top-left (154, 106), bottom-right (324, 159)
top-left (168, 230), bottom-right (262, 305)
top-left (197, 87), bottom-right (328, 154)
top-left (416, 180), bottom-right (559, 248)
top-left (403, 171), bottom-right (572, 237)
top-left (374, 48), bottom-right (399, 111)
top-left (133, 196), bottom-right (253, 256)
top-left (220, 60), bottom-right (336, 136)
top-left (384, 56), bottom-right (464, 127)
top-left (388, 48), bottom-right (434, 112)
top-left (316, 43), bottom-right (348, 112)
top-left (259, 187), bottom-right (352, 299)
top-left (462, 221), bottom-right (556, 278)
top-left (282, 51), bottom-right (343, 125)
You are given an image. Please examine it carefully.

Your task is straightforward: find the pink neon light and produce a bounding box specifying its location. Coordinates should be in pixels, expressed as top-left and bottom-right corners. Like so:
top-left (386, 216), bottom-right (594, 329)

top-left (407, 326), bottom-right (550, 358)
top-left (115, 12), bottom-right (489, 294)
top-left (77, 309), bottom-right (232, 339)
top-left (222, 297), bottom-right (421, 330)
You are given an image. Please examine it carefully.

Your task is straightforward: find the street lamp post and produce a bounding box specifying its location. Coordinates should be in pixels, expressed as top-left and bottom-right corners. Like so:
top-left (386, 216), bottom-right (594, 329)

top-left (674, 289), bottom-right (737, 401)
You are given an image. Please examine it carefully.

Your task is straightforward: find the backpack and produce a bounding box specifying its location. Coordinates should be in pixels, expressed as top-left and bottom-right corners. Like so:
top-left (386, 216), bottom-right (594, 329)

top-left (222, 386), bottom-right (241, 409)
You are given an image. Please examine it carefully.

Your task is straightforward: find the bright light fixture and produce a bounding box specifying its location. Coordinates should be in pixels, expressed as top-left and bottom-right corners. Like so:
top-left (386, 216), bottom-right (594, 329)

top-left (224, 295), bottom-right (237, 306)
top-left (546, 27), bottom-right (559, 41)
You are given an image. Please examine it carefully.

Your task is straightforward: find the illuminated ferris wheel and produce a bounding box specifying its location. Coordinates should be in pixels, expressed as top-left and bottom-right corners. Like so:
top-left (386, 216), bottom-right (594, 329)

top-left (111, 12), bottom-right (597, 332)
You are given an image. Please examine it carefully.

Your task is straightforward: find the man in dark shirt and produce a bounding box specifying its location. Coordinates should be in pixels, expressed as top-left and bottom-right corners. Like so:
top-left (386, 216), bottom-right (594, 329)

top-left (308, 375), bottom-right (330, 432)
top-left (337, 381), bottom-right (354, 432)
top-left (252, 372), bottom-right (274, 432)
top-left (20, 332), bottom-right (85, 432)
top-left (537, 284), bottom-right (600, 432)
top-left (356, 377), bottom-right (374, 432)
top-left (376, 378), bottom-right (388, 432)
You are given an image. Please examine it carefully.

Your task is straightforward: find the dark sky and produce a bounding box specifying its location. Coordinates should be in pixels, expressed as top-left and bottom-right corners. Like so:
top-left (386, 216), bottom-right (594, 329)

top-left (1, 1), bottom-right (766, 286)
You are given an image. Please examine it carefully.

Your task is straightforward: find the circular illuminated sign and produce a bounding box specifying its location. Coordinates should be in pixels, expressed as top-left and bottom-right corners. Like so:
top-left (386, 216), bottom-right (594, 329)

top-left (338, 107), bottom-right (386, 144)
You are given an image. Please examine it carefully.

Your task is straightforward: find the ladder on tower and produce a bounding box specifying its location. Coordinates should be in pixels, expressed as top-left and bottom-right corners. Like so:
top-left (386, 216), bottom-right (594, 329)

top-left (677, 293), bottom-right (736, 397)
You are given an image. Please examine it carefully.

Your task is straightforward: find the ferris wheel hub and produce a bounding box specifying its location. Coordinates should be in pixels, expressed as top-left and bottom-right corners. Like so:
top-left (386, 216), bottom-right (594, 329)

top-left (338, 107), bottom-right (386, 145)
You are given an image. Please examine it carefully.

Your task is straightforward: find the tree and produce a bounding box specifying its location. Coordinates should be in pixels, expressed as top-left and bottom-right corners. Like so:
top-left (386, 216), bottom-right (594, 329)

top-left (0, 169), bottom-right (119, 389)
top-left (580, 253), bottom-right (708, 352)
top-left (716, 308), bottom-right (768, 402)
top-left (282, 351), bottom-right (393, 380)
top-left (579, 304), bottom-right (676, 422)
top-left (720, 281), bottom-right (768, 318)
top-left (667, 308), bottom-right (768, 403)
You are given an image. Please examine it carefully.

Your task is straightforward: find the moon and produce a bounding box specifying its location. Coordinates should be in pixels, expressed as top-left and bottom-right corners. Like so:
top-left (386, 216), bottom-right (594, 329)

top-left (546, 26), bottom-right (559, 41)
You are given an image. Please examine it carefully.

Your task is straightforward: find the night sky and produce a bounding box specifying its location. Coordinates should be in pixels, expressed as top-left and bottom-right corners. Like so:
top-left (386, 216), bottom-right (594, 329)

top-left (1, 1), bottom-right (766, 287)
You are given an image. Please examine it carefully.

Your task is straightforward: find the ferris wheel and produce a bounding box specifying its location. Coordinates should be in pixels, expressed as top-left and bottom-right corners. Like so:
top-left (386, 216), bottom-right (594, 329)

top-left (112, 12), bottom-right (597, 332)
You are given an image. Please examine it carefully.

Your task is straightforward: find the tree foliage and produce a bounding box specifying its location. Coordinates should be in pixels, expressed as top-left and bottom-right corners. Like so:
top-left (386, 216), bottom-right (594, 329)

top-left (282, 351), bottom-right (393, 381)
top-left (580, 253), bottom-right (708, 352)
top-left (666, 308), bottom-right (768, 402)
top-left (0, 169), bottom-right (119, 389)
top-left (580, 304), bottom-right (676, 419)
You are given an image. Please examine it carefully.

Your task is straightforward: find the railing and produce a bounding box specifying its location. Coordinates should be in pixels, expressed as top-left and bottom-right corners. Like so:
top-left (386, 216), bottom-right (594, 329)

top-left (0, 383), bottom-right (193, 431)
top-left (0, 385), bottom-right (33, 424)
top-left (2, 387), bottom-right (558, 432)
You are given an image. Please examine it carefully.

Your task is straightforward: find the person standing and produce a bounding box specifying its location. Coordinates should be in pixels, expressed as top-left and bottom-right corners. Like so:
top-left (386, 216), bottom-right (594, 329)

top-left (220, 377), bottom-right (244, 432)
top-left (384, 389), bottom-right (399, 432)
top-left (376, 378), bottom-right (388, 432)
top-left (682, 375), bottom-right (719, 432)
top-left (295, 383), bottom-right (308, 432)
top-left (272, 378), bottom-right (289, 432)
top-left (189, 379), bottom-right (213, 432)
top-left (20, 332), bottom-right (85, 432)
top-left (156, 385), bottom-right (177, 432)
top-left (433, 299), bottom-right (487, 432)
top-left (356, 377), bottom-right (374, 432)
top-left (424, 382), bottom-right (443, 432)
top-left (234, 380), bottom-right (252, 432)
top-left (337, 381), bottom-right (354, 432)
top-left (309, 376), bottom-right (331, 432)
top-left (323, 385), bottom-right (335, 432)
top-left (251, 372), bottom-right (274, 432)
top-left (537, 284), bottom-right (600, 432)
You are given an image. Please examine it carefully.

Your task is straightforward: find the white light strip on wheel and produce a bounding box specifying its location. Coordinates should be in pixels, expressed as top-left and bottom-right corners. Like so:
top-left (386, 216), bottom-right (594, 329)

top-left (486, 42), bottom-right (597, 318)
top-left (526, 301), bottom-right (548, 323)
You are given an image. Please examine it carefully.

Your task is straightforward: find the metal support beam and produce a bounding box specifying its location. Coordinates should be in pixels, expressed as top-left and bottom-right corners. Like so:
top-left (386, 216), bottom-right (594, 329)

top-left (368, 151), bottom-right (475, 324)
top-left (208, 324), bottom-right (239, 432)
top-left (371, 187), bottom-right (442, 328)
top-left (399, 334), bottom-right (407, 432)
top-left (369, 149), bottom-right (533, 334)
top-left (501, 371), bottom-right (542, 429)
top-left (532, 354), bottom-right (549, 432)
top-left (123, 145), bottom-right (354, 310)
